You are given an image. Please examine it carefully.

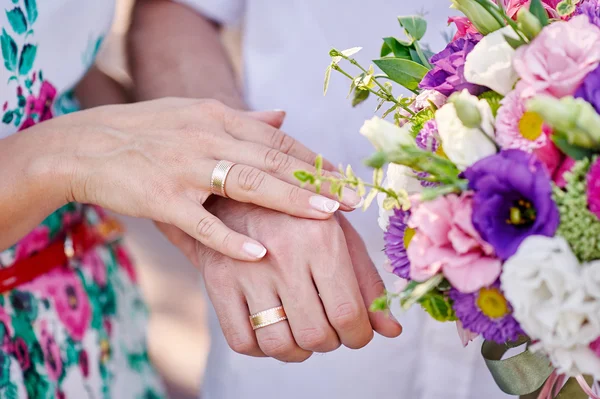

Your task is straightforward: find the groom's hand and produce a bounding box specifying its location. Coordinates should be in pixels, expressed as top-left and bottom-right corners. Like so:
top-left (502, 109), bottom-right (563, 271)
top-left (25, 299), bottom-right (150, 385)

top-left (173, 201), bottom-right (402, 363)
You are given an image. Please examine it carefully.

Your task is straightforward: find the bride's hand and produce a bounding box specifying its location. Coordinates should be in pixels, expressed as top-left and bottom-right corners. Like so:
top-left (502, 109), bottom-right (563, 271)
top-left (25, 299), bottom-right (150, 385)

top-left (34, 98), bottom-right (361, 261)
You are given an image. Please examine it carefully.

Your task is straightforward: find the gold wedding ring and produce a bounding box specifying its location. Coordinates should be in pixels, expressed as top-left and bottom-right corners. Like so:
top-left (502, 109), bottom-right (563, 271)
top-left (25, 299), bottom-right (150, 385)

top-left (249, 306), bottom-right (288, 330)
top-left (210, 160), bottom-right (236, 198)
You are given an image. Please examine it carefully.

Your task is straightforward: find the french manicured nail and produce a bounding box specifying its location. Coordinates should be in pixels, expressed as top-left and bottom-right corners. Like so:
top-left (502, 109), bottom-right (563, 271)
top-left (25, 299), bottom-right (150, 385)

top-left (341, 187), bottom-right (363, 209)
top-left (309, 196), bottom-right (340, 214)
top-left (243, 242), bottom-right (267, 259)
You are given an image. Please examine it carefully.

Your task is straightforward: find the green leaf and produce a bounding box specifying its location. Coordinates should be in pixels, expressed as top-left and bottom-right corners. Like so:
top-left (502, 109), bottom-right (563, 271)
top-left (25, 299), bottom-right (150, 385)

top-left (373, 58), bottom-right (429, 92)
top-left (6, 8), bottom-right (27, 35)
top-left (381, 37), bottom-right (412, 59)
top-left (399, 274), bottom-right (444, 310)
top-left (503, 34), bottom-right (526, 50)
top-left (352, 88), bottom-right (369, 107)
top-left (2, 111), bottom-right (14, 124)
top-left (314, 154), bottom-right (323, 171)
top-left (24, 0), bottom-right (37, 24)
top-left (18, 44), bottom-right (37, 75)
top-left (369, 294), bottom-right (390, 312)
top-left (398, 15), bottom-right (427, 41)
top-left (418, 290), bottom-right (457, 322)
top-left (529, 0), bottom-right (549, 26)
top-left (552, 134), bottom-right (595, 160)
top-left (556, 0), bottom-right (576, 16)
top-left (323, 65), bottom-right (332, 96)
top-left (294, 170), bottom-right (315, 184)
top-left (1, 29), bottom-right (18, 72)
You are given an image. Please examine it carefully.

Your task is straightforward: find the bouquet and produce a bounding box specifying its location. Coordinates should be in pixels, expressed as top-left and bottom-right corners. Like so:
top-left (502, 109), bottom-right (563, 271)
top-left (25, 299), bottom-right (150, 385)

top-left (296, 0), bottom-right (600, 397)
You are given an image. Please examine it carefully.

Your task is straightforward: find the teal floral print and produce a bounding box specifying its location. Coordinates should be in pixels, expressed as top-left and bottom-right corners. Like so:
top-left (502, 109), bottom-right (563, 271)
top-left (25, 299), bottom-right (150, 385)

top-left (0, 0), bottom-right (166, 396)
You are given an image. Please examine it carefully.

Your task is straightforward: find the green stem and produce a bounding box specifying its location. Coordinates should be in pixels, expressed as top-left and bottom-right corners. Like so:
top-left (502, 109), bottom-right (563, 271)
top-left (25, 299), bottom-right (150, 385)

top-left (474, 0), bottom-right (529, 43)
top-left (413, 41), bottom-right (432, 70)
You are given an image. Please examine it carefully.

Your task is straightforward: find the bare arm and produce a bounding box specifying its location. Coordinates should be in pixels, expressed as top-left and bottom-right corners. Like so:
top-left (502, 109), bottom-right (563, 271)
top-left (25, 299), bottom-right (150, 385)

top-left (128, 0), bottom-right (245, 108)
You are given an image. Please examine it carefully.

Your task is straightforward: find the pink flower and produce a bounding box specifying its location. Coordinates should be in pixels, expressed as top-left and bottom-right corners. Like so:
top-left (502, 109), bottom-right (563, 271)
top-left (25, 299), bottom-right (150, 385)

top-left (83, 250), bottom-right (107, 287)
top-left (456, 320), bottom-right (479, 347)
top-left (495, 88), bottom-right (562, 175)
top-left (37, 268), bottom-right (91, 342)
top-left (590, 337), bottom-right (600, 357)
top-left (514, 16), bottom-right (600, 98)
top-left (398, 90), bottom-right (447, 124)
top-left (13, 337), bottom-right (30, 371)
top-left (17, 117), bottom-right (35, 132)
top-left (24, 81), bottom-right (56, 122)
top-left (40, 321), bottom-right (63, 381)
top-left (407, 193), bottom-right (502, 293)
top-left (498, 0), bottom-right (560, 19)
top-left (587, 158), bottom-right (600, 219)
top-left (14, 225), bottom-right (50, 262)
top-left (448, 16), bottom-right (479, 40)
top-left (554, 157), bottom-right (576, 188)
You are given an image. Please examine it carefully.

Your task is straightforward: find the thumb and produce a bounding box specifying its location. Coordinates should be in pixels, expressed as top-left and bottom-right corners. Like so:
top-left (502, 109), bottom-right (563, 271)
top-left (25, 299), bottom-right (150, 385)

top-left (245, 110), bottom-right (286, 129)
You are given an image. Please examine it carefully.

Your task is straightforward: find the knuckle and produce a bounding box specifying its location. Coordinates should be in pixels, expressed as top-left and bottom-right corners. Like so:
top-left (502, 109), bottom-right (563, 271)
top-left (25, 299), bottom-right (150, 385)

top-left (286, 186), bottom-right (302, 205)
top-left (198, 99), bottom-right (226, 120)
top-left (331, 302), bottom-right (362, 331)
top-left (296, 327), bottom-right (335, 352)
top-left (195, 214), bottom-right (220, 239)
top-left (237, 166), bottom-right (267, 193)
top-left (227, 332), bottom-right (257, 355)
top-left (346, 328), bottom-right (374, 350)
top-left (263, 148), bottom-right (292, 175)
top-left (259, 332), bottom-right (295, 358)
top-left (269, 129), bottom-right (296, 154)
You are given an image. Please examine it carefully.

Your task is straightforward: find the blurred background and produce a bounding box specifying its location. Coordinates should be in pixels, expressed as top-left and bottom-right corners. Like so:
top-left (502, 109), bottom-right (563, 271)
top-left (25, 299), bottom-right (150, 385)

top-left (96, 1), bottom-right (242, 398)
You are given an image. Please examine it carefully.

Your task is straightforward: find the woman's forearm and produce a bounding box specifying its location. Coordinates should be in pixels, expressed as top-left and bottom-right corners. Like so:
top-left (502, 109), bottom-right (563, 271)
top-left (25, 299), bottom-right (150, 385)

top-left (0, 122), bottom-right (72, 251)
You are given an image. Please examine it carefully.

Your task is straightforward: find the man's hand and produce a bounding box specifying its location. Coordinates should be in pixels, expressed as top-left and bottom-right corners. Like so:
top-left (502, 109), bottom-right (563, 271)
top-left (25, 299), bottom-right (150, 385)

top-left (158, 201), bottom-right (402, 362)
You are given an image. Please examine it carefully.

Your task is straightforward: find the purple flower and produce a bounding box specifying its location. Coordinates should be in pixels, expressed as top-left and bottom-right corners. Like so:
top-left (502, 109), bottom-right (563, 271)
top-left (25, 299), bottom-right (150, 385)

top-left (576, 64), bottom-right (600, 114)
top-left (384, 208), bottom-right (413, 279)
top-left (463, 150), bottom-right (560, 260)
top-left (415, 120), bottom-right (441, 188)
top-left (419, 34), bottom-right (486, 97)
top-left (575, 0), bottom-right (600, 27)
top-left (450, 281), bottom-right (523, 344)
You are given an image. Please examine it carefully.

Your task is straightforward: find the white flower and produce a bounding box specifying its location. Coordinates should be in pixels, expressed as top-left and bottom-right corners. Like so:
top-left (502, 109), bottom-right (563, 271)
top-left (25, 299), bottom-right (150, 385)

top-left (541, 344), bottom-right (600, 379)
top-left (464, 26), bottom-right (520, 95)
top-left (376, 164), bottom-right (422, 230)
top-left (414, 89), bottom-right (447, 110)
top-left (360, 116), bottom-right (415, 152)
top-left (435, 90), bottom-right (497, 170)
top-left (583, 260), bottom-right (600, 300)
top-left (502, 236), bottom-right (600, 349)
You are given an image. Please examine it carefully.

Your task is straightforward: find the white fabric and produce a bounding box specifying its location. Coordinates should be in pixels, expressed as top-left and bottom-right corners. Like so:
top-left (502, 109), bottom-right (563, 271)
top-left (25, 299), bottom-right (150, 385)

top-left (177, 1), bottom-right (512, 398)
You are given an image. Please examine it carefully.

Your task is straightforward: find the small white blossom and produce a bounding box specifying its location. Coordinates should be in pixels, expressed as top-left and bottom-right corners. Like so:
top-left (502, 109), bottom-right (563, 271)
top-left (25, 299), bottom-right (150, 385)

top-left (360, 116), bottom-right (415, 152)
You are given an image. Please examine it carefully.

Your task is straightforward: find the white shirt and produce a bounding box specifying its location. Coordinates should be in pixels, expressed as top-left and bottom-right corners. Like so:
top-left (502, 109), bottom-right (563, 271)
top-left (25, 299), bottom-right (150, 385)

top-left (174, 1), bottom-right (511, 398)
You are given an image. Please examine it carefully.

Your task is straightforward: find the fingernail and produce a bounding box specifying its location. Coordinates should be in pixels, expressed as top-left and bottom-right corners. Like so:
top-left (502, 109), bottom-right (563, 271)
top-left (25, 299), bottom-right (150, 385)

top-left (309, 196), bottom-right (340, 214)
top-left (243, 242), bottom-right (267, 259)
top-left (341, 187), bottom-right (363, 209)
top-left (272, 109), bottom-right (286, 113)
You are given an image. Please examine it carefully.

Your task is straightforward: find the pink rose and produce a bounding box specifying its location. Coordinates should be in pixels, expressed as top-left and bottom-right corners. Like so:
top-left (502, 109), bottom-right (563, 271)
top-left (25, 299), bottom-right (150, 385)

top-left (514, 16), bottom-right (600, 98)
top-left (407, 193), bottom-right (502, 293)
top-left (448, 17), bottom-right (479, 40)
top-left (498, 0), bottom-right (560, 19)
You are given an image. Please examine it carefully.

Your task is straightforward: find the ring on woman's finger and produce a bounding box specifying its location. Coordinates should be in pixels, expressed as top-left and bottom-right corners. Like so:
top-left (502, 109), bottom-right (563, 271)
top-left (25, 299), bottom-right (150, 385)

top-left (249, 305), bottom-right (287, 330)
top-left (210, 160), bottom-right (236, 198)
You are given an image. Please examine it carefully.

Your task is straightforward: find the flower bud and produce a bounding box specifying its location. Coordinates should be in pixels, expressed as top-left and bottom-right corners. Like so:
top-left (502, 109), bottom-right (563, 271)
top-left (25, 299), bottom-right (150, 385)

top-left (451, 94), bottom-right (483, 128)
top-left (451, 0), bottom-right (503, 35)
top-left (517, 8), bottom-right (542, 40)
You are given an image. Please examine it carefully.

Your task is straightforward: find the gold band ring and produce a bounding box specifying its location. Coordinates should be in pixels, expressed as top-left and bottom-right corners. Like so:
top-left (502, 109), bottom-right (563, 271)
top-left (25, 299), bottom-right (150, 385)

top-left (249, 306), bottom-right (287, 330)
top-left (210, 160), bottom-right (236, 198)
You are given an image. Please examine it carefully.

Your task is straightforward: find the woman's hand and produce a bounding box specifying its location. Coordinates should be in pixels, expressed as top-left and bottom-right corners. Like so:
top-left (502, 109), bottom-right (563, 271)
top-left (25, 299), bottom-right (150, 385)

top-left (35, 98), bottom-right (361, 260)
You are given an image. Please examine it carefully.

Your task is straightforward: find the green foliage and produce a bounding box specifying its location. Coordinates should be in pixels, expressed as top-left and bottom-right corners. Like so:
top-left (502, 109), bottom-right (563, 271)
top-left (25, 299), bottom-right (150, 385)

top-left (24, 0), bottom-right (37, 25)
top-left (479, 91), bottom-right (503, 117)
top-left (398, 15), bottom-right (427, 42)
top-left (556, 0), bottom-right (578, 16)
top-left (352, 88), bottom-right (370, 107)
top-left (418, 290), bottom-right (457, 322)
top-left (370, 294), bottom-right (390, 312)
top-left (529, 0), bottom-right (549, 26)
top-left (409, 108), bottom-right (435, 138)
top-left (18, 44), bottom-right (36, 75)
top-left (554, 158), bottom-right (600, 262)
top-left (6, 8), bottom-right (27, 35)
top-left (373, 58), bottom-right (429, 92)
top-left (552, 135), bottom-right (595, 161)
top-left (1, 29), bottom-right (17, 72)
top-left (380, 37), bottom-right (412, 59)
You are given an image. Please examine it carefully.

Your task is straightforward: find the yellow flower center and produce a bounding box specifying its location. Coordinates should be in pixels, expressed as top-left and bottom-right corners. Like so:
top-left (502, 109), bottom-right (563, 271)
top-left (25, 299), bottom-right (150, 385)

top-left (476, 288), bottom-right (509, 319)
top-left (404, 227), bottom-right (416, 248)
top-left (435, 144), bottom-right (449, 159)
top-left (518, 111), bottom-right (544, 142)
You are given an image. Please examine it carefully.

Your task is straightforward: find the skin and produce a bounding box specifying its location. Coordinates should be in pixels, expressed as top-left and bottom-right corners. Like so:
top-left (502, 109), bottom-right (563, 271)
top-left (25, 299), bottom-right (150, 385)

top-left (127, 0), bottom-right (402, 363)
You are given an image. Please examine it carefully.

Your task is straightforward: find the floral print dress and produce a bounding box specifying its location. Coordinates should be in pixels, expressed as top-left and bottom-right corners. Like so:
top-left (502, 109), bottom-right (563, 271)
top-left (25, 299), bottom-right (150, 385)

top-left (0, 1), bottom-right (165, 398)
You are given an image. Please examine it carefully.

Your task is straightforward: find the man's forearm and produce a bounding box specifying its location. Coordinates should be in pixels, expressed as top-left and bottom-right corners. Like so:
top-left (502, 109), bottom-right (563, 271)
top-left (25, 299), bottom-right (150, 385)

top-left (127, 0), bottom-right (245, 108)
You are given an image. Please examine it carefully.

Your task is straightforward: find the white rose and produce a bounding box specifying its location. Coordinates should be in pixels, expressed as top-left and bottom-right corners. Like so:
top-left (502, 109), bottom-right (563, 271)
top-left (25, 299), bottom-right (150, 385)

top-left (502, 236), bottom-right (600, 349)
top-left (376, 164), bottom-right (422, 230)
top-left (464, 26), bottom-right (519, 95)
top-left (583, 260), bottom-right (600, 300)
top-left (360, 116), bottom-right (415, 152)
top-left (435, 90), bottom-right (497, 170)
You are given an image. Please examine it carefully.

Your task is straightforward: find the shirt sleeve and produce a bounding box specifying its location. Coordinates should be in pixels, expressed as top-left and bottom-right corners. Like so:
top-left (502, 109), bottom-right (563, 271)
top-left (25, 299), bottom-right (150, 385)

top-left (172, 0), bottom-right (245, 25)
